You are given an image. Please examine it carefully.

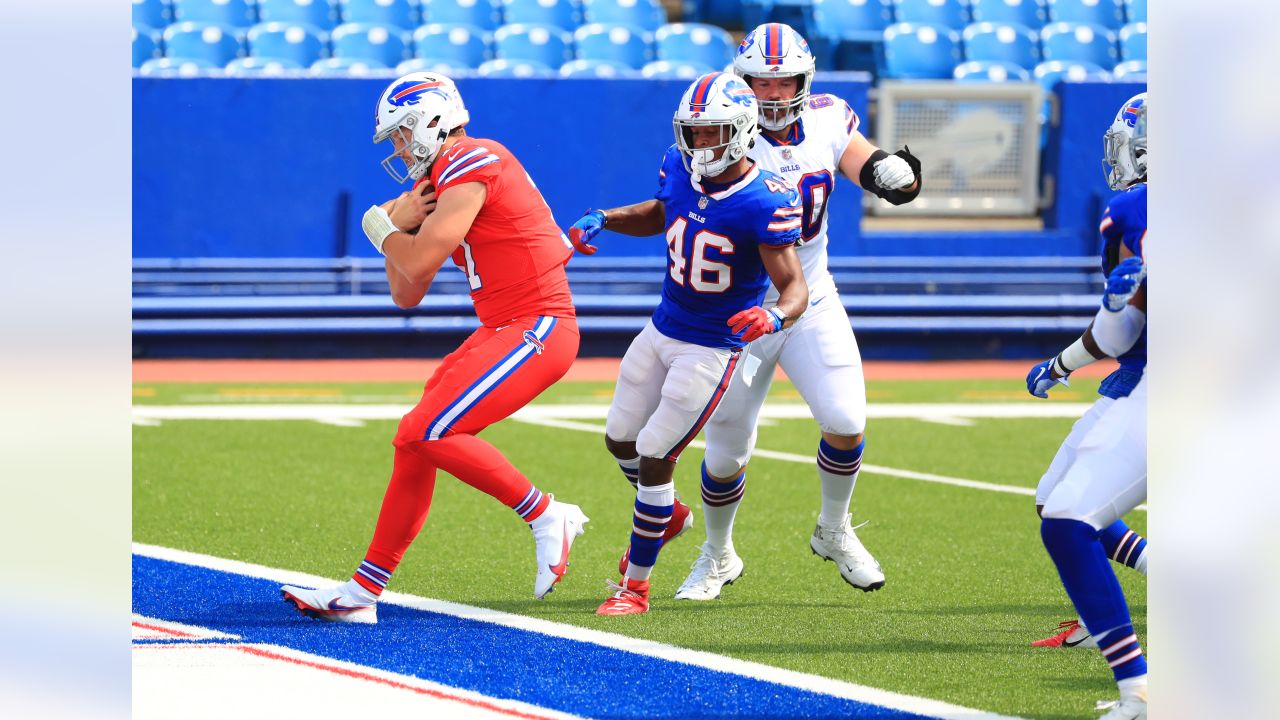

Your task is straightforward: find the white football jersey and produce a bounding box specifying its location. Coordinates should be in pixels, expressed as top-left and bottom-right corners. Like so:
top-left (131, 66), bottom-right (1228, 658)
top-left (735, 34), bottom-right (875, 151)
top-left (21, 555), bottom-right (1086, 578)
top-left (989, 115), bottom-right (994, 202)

top-left (752, 93), bottom-right (860, 307)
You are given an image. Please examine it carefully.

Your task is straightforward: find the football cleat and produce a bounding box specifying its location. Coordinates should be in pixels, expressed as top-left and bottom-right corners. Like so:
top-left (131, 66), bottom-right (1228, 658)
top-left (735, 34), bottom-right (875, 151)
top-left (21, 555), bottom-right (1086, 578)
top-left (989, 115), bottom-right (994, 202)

top-left (281, 584), bottom-right (378, 624)
top-left (618, 496), bottom-right (693, 575)
top-left (1096, 698), bottom-right (1147, 719)
top-left (530, 498), bottom-right (590, 599)
top-left (810, 514), bottom-right (885, 591)
top-left (1032, 619), bottom-right (1098, 648)
top-left (595, 577), bottom-right (650, 616)
top-left (674, 542), bottom-right (744, 600)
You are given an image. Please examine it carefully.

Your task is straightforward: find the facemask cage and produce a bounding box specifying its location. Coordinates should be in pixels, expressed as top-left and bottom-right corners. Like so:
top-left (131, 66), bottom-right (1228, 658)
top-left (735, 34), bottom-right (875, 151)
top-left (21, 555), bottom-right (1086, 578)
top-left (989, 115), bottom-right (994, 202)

top-left (673, 115), bottom-right (751, 178)
top-left (750, 73), bottom-right (810, 131)
top-left (374, 112), bottom-right (443, 184)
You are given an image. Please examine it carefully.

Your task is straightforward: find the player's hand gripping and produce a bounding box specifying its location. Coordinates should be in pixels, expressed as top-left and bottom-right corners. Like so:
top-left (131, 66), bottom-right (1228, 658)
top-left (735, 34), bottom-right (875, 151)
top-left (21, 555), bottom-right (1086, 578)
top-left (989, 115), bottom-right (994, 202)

top-left (728, 307), bottom-right (785, 343)
top-left (872, 153), bottom-right (915, 190)
top-left (385, 182), bottom-right (437, 233)
top-left (1025, 358), bottom-right (1069, 399)
top-left (1103, 256), bottom-right (1146, 312)
top-left (568, 209), bottom-right (606, 255)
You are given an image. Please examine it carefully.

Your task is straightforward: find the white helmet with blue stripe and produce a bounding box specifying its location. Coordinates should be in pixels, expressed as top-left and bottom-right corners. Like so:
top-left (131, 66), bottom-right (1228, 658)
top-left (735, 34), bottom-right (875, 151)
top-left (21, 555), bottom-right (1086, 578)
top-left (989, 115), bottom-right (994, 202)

top-left (1103, 92), bottom-right (1147, 190)
top-left (732, 23), bottom-right (816, 131)
top-left (673, 72), bottom-right (761, 179)
top-left (373, 72), bottom-right (470, 184)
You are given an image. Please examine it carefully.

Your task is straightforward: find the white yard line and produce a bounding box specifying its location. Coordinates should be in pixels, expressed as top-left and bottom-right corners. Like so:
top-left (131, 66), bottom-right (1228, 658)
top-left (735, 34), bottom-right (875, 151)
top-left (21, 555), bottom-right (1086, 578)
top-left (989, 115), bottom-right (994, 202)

top-left (133, 543), bottom-right (1022, 720)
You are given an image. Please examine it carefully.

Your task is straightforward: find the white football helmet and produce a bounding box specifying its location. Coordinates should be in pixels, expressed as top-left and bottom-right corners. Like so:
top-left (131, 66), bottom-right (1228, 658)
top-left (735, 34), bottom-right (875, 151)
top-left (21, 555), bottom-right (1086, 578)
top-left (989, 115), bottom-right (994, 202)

top-left (1103, 92), bottom-right (1147, 190)
top-left (731, 23), bottom-right (816, 131)
top-left (372, 72), bottom-right (470, 184)
top-left (673, 72), bottom-right (761, 179)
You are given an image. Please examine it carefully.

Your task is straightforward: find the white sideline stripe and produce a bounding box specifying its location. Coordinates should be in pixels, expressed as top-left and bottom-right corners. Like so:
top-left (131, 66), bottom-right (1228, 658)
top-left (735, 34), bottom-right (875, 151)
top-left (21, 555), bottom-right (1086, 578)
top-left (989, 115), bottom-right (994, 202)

top-left (132, 542), bottom-right (1022, 720)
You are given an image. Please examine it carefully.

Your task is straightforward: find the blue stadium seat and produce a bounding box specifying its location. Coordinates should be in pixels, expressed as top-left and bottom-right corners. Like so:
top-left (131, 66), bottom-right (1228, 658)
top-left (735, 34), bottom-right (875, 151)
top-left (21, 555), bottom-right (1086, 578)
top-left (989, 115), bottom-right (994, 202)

top-left (812, 0), bottom-right (892, 39)
top-left (421, 0), bottom-right (504, 30)
top-left (413, 23), bottom-right (492, 67)
top-left (139, 57), bottom-right (220, 75)
top-left (171, 0), bottom-right (259, 27)
top-left (962, 22), bottom-right (1038, 69)
top-left (1118, 22), bottom-right (1144, 61)
top-left (953, 59), bottom-right (1031, 82)
top-left (134, 0), bottom-right (173, 30)
top-left (476, 57), bottom-right (557, 75)
top-left (396, 57), bottom-right (476, 74)
top-left (968, 0), bottom-right (1045, 27)
top-left (164, 22), bottom-right (248, 65)
top-left (654, 23), bottom-right (733, 68)
top-left (891, 0), bottom-right (969, 30)
top-left (640, 58), bottom-right (712, 78)
top-left (1122, 0), bottom-right (1144, 23)
top-left (247, 22), bottom-right (329, 65)
top-left (1046, 0), bottom-right (1124, 29)
top-left (500, 0), bottom-right (582, 31)
top-left (883, 23), bottom-right (962, 78)
top-left (573, 23), bottom-right (653, 69)
top-left (331, 22), bottom-right (412, 64)
top-left (493, 23), bottom-right (575, 65)
top-left (134, 26), bottom-right (165, 68)
top-left (1039, 22), bottom-right (1116, 66)
top-left (257, 0), bottom-right (340, 30)
top-left (1112, 58), bottom-right (1144, 78)
top-left (310, 55), bottom-right (392, 74)
top-left (679, 0), bottom-right (741, 28)
top-left (338, 0), bottom-right (420, 29)
top-left (560, 58), bottom-right (640, 76)
top-left (583, 0), bottom-right (665, 31)
top-left (1032, 58), bottom-right (1109, 92)
top-left (225, 56), bottom-right (305, 74)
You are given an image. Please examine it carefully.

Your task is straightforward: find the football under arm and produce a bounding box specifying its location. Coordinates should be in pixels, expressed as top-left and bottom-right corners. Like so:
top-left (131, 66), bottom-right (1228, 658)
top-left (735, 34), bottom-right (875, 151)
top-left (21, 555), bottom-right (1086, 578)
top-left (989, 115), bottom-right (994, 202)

top-left (599, 199), bottom-right (667, 236)
top-left (382, 181), bottom-right (487, 286)
top-left (759, 244), bottom-right (808, 328)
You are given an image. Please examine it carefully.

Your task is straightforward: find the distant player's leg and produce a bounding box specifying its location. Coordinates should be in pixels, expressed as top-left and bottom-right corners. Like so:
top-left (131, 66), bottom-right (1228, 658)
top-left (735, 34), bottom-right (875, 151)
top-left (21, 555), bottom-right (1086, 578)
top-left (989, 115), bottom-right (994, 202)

top-left (599, 339), bottom-right (740, 616)
top-left (778, 300), bottom-right (881, 591)
top-left (681, 335), bottom-right (780, 600)
top-left (399, 316), bottom-right (588, 599)
top-left (1041, 379), bottom-right (1149, 716)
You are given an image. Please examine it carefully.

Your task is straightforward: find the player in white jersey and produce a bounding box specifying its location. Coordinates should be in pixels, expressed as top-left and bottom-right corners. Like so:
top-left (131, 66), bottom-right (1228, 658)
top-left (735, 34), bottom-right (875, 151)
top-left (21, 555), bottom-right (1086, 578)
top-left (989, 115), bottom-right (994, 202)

top-left (674, 23), bottom-right (923, 600)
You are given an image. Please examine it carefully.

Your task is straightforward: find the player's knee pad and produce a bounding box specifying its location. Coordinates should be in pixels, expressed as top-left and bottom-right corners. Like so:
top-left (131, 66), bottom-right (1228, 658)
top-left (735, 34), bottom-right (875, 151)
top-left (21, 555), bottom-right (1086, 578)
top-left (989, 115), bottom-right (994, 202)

top-left (814, 402), bottom-right (866, 438)
top-left (1040, 475), bottom-right (1111, 530)
top-left (702, 429), bottom-right (754, 478)
top-left (634, 426), bottom-right (669, 461)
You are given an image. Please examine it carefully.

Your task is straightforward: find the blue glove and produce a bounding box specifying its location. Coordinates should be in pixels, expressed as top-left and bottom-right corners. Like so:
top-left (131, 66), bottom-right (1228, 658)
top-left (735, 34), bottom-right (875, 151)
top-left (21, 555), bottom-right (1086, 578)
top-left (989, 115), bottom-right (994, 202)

top-left (568, 209), bottom-right (606, 255)
top-left (1026, 358), bottom-right (1070, 399)
top-left (1103, 256), bottom-right (1146, 312)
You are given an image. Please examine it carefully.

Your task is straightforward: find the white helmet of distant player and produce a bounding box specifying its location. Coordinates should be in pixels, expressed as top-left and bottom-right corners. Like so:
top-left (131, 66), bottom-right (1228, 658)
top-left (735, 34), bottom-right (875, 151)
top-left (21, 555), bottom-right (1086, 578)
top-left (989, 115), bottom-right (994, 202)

top-left (673, 72), bottom-right (761, 178)
top-left (732, 23), bottom-right (816, 131)
top-left (1103, 93), bottom-right (1147, 190)
top-left (372, 72), bottom-right (470, 184)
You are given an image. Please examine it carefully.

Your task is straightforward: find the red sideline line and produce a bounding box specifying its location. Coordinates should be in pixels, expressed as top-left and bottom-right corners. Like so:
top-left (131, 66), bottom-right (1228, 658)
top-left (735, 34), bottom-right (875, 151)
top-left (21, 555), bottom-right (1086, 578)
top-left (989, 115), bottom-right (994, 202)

top-left (235, 645), bottom-right (560, 720)
top-left (132, 621), bottom-right (197, 638)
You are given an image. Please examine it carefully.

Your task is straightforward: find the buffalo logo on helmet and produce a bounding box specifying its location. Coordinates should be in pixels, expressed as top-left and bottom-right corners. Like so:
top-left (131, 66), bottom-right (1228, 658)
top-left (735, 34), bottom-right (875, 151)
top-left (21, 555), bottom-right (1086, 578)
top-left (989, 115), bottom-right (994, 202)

top-left (737, 33), bottom-right (756, 55)
top-left (1120, 98), bottom-right (1145, 127)
top-left (387, 80), bottom-right (448, 107)
top-left (727, 86), bottom-right (756, 107)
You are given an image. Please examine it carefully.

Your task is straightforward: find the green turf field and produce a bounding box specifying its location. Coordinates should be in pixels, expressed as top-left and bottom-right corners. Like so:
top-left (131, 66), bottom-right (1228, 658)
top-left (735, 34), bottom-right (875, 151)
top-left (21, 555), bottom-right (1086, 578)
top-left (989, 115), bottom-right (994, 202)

top-left (133, 377), bottom-right (1146, 720)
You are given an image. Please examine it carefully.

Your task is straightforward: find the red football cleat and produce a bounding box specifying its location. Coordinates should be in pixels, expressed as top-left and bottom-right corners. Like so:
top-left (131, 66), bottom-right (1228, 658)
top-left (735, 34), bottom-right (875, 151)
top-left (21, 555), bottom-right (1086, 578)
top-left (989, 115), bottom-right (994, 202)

top-left (618, 497), bottom-right (693, 575)
top-left (596, 577), bottom-right (650, 616)
top-left (1032, 619), bottom-right (1097, 648)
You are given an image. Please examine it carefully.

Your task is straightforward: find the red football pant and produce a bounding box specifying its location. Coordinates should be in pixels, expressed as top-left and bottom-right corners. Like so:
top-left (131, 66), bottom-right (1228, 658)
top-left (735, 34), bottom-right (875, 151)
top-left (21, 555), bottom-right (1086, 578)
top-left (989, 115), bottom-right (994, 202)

top-left (361, 315), bottom-right (578, 577)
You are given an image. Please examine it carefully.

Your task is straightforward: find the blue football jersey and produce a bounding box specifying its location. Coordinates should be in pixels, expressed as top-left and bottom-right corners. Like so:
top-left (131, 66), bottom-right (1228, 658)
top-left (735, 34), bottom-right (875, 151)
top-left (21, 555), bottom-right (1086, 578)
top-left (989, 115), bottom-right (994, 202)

top-left (650, 145), bottom-right (802, 349)
top-left (1097, 182), bottom-right (1147, 398)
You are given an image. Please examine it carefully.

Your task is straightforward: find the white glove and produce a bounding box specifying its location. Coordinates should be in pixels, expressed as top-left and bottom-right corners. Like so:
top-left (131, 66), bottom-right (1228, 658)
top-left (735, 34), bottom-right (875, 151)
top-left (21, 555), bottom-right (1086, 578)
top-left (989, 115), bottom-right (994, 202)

top-left (873, 154), bottom-right (914, 190)
top-left (361, 204), bottom-right (397, 255)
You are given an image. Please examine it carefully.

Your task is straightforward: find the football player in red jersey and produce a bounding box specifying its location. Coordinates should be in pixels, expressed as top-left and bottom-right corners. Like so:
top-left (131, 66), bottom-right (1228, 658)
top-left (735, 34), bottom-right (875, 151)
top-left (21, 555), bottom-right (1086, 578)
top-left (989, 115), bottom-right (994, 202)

top-left (282, 73), bottom-right (588, 624)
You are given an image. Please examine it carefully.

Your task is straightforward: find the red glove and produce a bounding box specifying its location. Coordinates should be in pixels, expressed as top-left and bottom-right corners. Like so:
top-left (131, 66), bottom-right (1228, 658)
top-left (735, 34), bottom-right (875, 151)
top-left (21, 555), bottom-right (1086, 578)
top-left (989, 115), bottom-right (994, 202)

top-left (728, 306), bottom-right (784, 342)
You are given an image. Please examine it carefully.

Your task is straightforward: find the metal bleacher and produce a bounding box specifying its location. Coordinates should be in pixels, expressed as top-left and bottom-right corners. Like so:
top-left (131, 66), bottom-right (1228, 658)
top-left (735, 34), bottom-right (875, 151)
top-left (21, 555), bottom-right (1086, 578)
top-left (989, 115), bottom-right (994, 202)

top-left (132, 255), bottom-right (1104, 359)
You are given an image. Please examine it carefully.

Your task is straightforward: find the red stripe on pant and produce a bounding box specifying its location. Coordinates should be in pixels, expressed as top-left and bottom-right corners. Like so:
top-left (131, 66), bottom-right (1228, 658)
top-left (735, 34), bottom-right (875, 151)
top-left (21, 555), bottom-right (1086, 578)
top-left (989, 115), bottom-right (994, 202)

top-left (662, 349), bottom-right (741, 462)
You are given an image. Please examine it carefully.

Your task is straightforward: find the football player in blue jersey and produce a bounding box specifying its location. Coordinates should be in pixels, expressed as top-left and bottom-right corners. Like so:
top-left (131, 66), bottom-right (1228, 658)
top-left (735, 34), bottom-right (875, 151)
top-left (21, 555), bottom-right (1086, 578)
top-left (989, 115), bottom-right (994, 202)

top-left (1028, 95), bottom-right (1150, 720)
top-left (566, 72), bottom-right (809, 616)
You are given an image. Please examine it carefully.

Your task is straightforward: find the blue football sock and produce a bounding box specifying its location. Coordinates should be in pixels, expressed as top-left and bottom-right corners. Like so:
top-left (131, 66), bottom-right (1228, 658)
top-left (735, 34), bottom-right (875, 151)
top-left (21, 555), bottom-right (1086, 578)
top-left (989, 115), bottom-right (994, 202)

top-left (1099, 520), bottom-right (1148, 572)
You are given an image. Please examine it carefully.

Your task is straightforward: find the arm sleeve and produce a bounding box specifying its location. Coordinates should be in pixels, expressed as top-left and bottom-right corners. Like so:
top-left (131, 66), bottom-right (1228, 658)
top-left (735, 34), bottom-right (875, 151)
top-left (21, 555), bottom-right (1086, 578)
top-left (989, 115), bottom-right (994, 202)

top-left (435, 145), bottom-right (502, 195)
top-left (761, 188), bottom-right (802, 247)
top-left (654, 145), bottom-right (679, 203)
top-left (1093, 304), bottom-right (1147, 357)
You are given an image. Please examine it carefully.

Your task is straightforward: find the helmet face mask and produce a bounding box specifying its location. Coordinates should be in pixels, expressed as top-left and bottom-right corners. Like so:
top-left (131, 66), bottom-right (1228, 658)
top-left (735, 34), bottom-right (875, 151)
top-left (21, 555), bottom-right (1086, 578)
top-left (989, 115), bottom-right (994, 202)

top-left (1102, 93), bottom-right (1148, 191)
top-left (372, 72), bottom-right (470, 184)
top-left (672, 73), bottom-right (761, 179)
top-left (732, 23), bottom-right (816, 132)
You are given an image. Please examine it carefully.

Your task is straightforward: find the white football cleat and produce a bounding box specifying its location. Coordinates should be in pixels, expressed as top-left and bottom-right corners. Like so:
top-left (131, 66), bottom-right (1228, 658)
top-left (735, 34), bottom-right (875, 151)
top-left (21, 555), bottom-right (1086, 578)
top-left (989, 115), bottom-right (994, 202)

top-left (1096, 698), bottom-right (1147, 719)
top-left (810, 514), bottom-right (885, 591)
top-left (281, 584), bottom-right (377, 624)
top-left (530, 498), bottom-right (590, 599)
top-left (675, 542), bottom-right (744, 600)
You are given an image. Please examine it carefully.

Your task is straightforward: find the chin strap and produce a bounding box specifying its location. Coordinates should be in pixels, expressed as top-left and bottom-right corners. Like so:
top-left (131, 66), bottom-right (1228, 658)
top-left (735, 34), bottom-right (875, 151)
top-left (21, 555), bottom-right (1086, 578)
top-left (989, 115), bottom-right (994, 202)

top-left (859, 146), bottom-right (923, 206)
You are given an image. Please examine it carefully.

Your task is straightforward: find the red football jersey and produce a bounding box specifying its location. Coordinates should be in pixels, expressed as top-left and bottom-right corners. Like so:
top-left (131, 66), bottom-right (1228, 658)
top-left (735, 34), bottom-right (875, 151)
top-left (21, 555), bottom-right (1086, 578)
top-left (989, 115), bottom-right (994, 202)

top-left (419, 137), bottom-right (575, 327)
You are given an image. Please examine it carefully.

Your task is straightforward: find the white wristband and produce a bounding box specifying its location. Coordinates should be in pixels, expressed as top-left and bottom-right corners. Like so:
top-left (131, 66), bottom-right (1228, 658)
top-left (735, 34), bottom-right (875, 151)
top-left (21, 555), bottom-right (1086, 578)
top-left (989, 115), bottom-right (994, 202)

top-left (361, 205), bottom-right (397, 255)
top-left (1053, 336), bottom-right (1095, 376)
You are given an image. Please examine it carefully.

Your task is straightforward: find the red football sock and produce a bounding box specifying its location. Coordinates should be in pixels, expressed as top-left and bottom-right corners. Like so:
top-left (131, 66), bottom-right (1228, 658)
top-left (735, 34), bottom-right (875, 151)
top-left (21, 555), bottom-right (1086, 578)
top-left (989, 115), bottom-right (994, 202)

top-left (415, 433), bottom-right (548, 521)
top-left (357, 445), bottom-right (438, 594)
